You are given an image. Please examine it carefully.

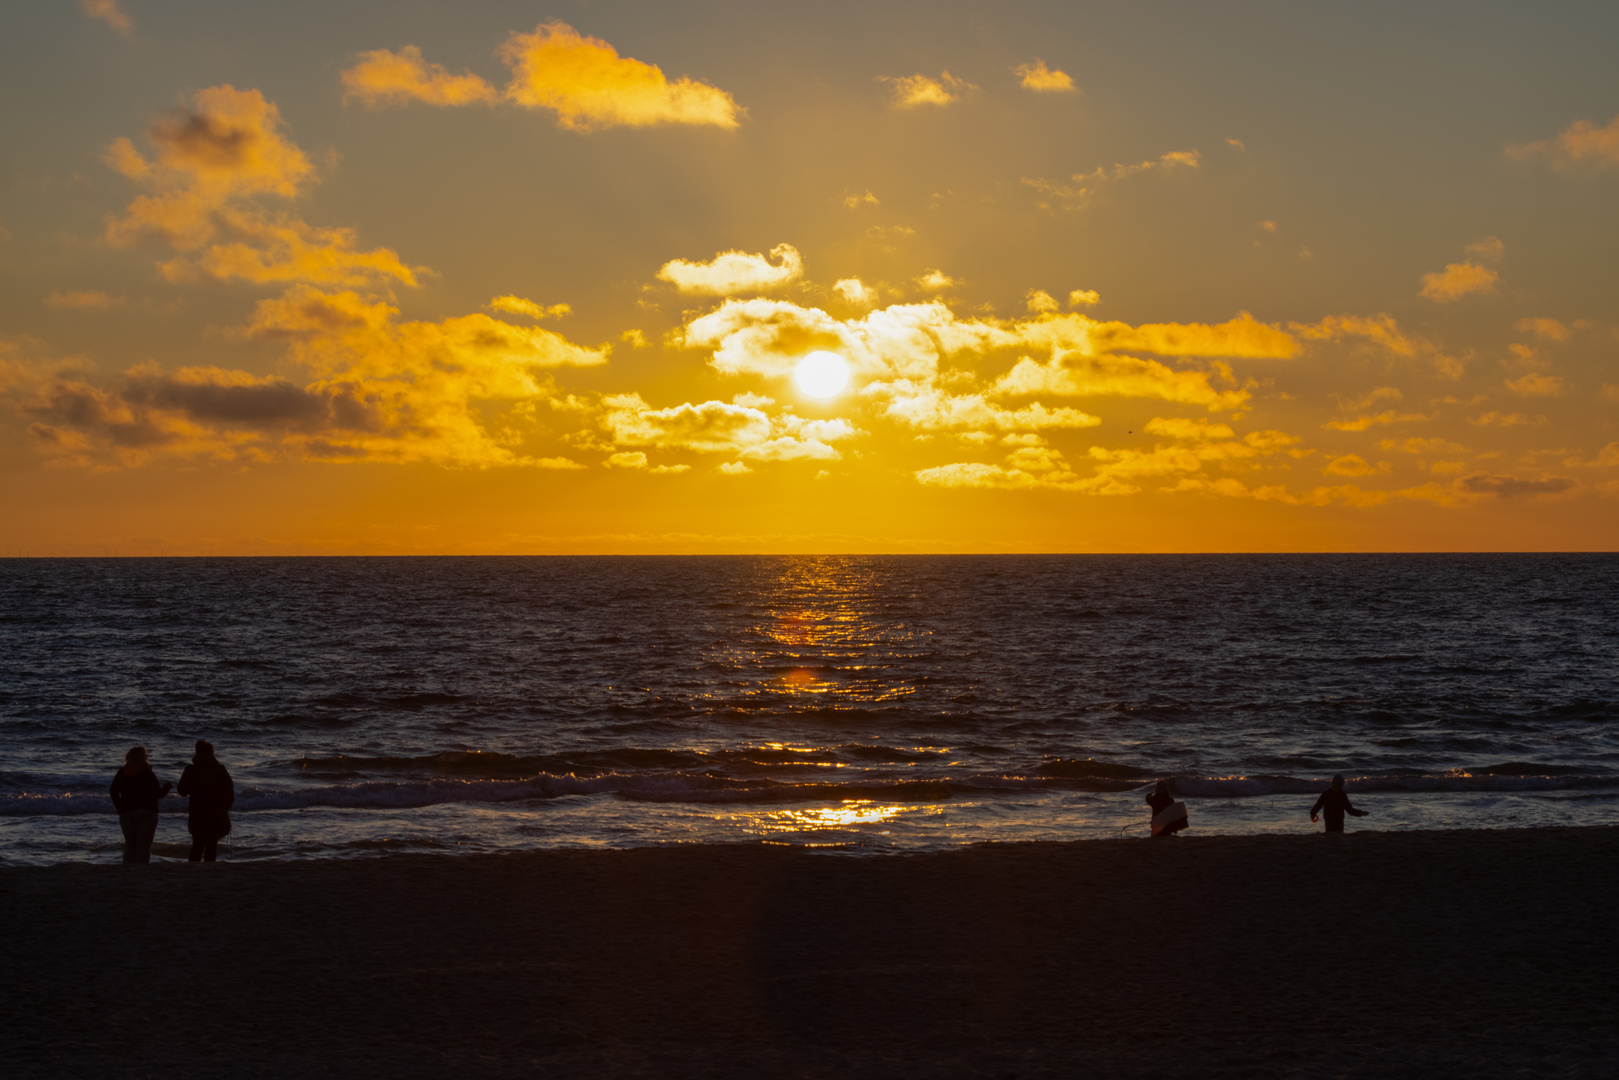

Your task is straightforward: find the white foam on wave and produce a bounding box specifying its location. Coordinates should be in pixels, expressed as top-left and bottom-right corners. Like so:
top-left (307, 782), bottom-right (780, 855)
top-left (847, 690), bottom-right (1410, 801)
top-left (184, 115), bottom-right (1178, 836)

top-left (4, 768), bottom-right (1618, 818)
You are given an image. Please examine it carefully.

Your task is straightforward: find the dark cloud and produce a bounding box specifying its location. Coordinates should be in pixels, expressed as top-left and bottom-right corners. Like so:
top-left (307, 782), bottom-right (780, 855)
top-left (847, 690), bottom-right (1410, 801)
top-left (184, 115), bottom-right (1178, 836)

top-left (1458, 473), bottom-right (1576, 497)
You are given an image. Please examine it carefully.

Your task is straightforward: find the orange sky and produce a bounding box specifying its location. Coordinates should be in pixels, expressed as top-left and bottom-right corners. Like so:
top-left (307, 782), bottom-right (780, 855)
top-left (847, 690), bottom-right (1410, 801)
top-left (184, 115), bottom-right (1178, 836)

top-left (2, 2), bottom-right (1618, 553)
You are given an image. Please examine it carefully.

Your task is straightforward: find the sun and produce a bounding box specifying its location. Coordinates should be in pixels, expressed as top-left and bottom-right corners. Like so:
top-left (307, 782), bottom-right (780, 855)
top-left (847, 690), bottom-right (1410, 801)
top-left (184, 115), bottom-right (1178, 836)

top-left (794, 351), bottom-right (850, 398)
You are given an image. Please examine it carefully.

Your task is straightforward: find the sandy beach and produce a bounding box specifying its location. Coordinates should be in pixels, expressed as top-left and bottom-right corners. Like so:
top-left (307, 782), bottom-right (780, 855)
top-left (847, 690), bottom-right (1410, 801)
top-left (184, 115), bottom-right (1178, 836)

top-left (5, 828), bottom-right (1616, 1079)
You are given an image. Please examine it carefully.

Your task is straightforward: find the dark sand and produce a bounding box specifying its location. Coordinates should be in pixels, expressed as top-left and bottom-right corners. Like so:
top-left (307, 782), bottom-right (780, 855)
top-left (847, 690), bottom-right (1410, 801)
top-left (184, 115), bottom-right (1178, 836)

top-left (5, 828), bottom-right (1617, 1079)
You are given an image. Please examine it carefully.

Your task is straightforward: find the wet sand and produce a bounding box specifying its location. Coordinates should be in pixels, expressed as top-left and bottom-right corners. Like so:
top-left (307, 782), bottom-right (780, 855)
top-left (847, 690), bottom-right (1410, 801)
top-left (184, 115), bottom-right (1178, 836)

top-left (4, 827), bottom-right (1617, 1079)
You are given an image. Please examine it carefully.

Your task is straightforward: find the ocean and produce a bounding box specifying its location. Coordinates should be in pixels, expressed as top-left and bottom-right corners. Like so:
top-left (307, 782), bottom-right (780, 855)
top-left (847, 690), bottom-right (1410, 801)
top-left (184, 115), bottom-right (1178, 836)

top-left (2, 554), bottom-right (1616, 864)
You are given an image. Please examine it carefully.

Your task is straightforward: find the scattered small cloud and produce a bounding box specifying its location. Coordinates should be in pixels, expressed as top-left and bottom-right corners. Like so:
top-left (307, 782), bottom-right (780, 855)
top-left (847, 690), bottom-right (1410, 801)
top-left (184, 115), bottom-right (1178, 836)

top-left (1470, 411), bottom-right (1534, 427)
top-left (657, 243), bottom-right (803, 295)
top-left (843, 190), bottom-right (879, 209)
top-left (1324, 410), bottom-right (1427, 432)
top-left (1506, 372), bottom-right (1567, 397)
top-left (81, 0), bottom-right (132, 36)
top-left (343, 46), bottom-right (499, 108)
top-left (1457, 473), bottom-right (1575, 497)
top-left (915, 269), bottom-right (957, 291)
top-left (1067, 289), bottom-right (1100, 307)
top-left (1013, 60), bottom-right (1076, 94)
top-left (45, 290), bottom-right (126, 310)
top-left (1465, 236), bottom-right (1504, 261)
top-left (1258, 220), bottom-right (1277, 233)
top-left (880, 71), bottom-right (978, 109)
top-left (1226, 138), bottom-right (1246, 151)
top-left (718, 461), bottom-right (751, 475)
top-left (343, 22), bottom-right (742, 132)
top-left (1025, 289), bottom-right (1059, 313)
top-left (833, 278), bottom-right (877, 306)
top-left (1023, 150), bottom-right (1201, 213)
top-left (1324, 454), bottom-right (1391, 477)
top-left (1516, 317), bottom-right (1570, 342)
top-left (1507, 114), bottom-right (1619, 169)
top-left (1419, 261), bottom-right (1497, 302)
top-left (488, 296), bottom-right (570, 319)
top-left (620, 329), bottom-right (648, 348)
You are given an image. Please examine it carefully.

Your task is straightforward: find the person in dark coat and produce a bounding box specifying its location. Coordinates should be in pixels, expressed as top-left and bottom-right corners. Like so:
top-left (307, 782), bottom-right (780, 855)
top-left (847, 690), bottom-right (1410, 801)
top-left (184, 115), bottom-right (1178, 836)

top-left (177, 739), bottom-right (235, 862)
top-left (1146, 779), bottom-right (1188, 837)
top-left (1310, 774), bottom-right (1369, 833)
top-left (109, 746), bottom-right (171, 863)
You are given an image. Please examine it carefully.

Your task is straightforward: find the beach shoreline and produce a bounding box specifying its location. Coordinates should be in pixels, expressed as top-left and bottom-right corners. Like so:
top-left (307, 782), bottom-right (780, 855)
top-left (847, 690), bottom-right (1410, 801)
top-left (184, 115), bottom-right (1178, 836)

top-left (6, 827), bottom-right (1617, 1078)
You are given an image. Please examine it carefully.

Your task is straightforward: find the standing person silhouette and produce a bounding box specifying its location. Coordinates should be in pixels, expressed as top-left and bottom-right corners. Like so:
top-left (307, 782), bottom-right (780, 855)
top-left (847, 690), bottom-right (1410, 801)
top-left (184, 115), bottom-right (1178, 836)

top-left (1146, 779), bottom-right (1188, 837)
top-left (1310, 774), bottom-right (1368, 833)
top-left (177, 739), bottom-right (235, 862)
top-left (109, 746), bottom-right (171, 863)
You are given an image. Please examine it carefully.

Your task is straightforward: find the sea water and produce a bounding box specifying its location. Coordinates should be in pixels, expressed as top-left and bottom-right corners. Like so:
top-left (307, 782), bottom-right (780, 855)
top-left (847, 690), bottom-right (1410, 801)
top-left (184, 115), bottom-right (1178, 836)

top-left (1, 554), bottom-right (1616, 864)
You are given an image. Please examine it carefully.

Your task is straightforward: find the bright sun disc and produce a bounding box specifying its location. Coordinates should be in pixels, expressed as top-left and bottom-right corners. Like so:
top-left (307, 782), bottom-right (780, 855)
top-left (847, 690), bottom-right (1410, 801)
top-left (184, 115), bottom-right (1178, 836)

top-left (795, 351), bottom-right (850, 398)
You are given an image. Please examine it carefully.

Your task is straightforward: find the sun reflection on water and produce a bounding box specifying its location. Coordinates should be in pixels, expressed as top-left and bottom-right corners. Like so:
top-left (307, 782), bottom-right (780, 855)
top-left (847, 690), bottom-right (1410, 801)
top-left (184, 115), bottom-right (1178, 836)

top-left (731, 800), bottom-right (944, 844)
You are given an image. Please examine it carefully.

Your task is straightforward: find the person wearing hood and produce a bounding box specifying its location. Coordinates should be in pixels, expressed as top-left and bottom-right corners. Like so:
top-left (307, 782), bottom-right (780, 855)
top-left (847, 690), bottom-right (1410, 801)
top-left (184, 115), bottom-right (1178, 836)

top-left (1310, 775), bottom-right (1369, 834)
top-left (109, 746), bottom-right (172, 863)
top-left (177, 739), bottom-right (235, 862)
top-left (1146, 778), bottom-right (1188, 837)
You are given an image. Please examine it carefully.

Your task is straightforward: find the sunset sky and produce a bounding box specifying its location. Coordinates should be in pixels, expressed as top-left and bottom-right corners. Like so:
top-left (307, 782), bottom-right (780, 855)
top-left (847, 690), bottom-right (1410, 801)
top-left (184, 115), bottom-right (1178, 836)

top-left (3, 0), bottom-right (1617, 553)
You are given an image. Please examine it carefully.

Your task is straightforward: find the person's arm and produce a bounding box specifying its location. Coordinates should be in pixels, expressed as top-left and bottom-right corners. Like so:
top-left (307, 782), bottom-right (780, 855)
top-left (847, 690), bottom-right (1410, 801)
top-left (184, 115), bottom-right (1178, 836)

top-left (1309, 792), bottom-right (1325, 821)
top-left (109, 772), bottom-right (126, 815)
top-left (176, 766), bottom-right (193, 798)
top-left (1346, 797), bottom-right (1368, 817)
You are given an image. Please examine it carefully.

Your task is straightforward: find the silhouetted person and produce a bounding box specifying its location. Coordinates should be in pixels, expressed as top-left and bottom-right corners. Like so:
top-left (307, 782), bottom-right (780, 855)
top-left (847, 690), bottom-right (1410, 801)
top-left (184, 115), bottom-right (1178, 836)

top-left (1146, 779), bottom-right (1188, 837)
top-left (1310, 774), bottom-right (1368, 833)
top-left (109, 746), bottom-right (171, 863)
top-left (178, 739), bottom-right (235, 862)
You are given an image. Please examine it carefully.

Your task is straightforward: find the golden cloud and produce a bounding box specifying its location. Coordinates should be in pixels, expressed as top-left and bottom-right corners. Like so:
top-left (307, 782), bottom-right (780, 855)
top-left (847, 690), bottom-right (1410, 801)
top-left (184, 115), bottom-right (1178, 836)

top-left (342, 46), bottom-right (499, 108)
top-left (1014, 60), bottom-right (1076, 93)
top-left (1469, 411), bottom-right (1534, 427)
top-left (872, 383), bottom-right (1100, 432)
top-left (9, 286), bottom-right (608, 468)
top-left (1294, 313), bottom-right (1463, 378)
top-left (1026, 290), bottom-right (1060, 313)
top-left (1324, 454), bottom-right (1391, 477)
top-left (1323, 410), bottom-right (1427, 431)
top-left (105, 86), bottom-right (418, 287)
top-left (489, 296), bottom-right (571, 319)
top-left (501, 22), bottom-right (741, 131)
top-left (1419, 261), bottom-right (1498, 302)
top-left (880, 71), bottom-right (978, 108)
top-left (680, 299), bottom-right (1280, 421)
top-left (82, 0), bottom-right (131, 36)
top-left (600, 395), bottom-right (862, 463)
top-left (1465, 236), bottom-right (1504, 260)
top-left (992, 355), bottom-right (1248, 411)
top-left (344, 24), bottom-right (742, 132)
top-left (1507, 114), bottom-right (1619, 169)
top-left (833, 278), bottom-right (877, 306)
top-left (657, 244), bottom-right (803, 295)
top-left (1516, 317), bottom-right (1571, 341)
top-left (1505, 372), bottom-right (1567, 397)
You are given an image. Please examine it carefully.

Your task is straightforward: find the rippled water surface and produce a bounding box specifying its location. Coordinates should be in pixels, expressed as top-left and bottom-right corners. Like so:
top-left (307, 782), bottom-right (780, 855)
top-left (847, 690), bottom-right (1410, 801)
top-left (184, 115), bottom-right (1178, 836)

top-left (2, 554), bottom-right (1617, 863)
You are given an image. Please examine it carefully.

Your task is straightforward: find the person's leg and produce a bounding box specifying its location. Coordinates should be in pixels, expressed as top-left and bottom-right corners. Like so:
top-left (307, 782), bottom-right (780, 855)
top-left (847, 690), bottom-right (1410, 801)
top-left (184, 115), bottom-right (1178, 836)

top-left (119, 813), bottom-right (139, 863)
top-left (189, 836), bottom-right (205, 862)
top-left (202, 837), bottom-right (219, 862)
top-left (134, 810), bottom-right (158, 863)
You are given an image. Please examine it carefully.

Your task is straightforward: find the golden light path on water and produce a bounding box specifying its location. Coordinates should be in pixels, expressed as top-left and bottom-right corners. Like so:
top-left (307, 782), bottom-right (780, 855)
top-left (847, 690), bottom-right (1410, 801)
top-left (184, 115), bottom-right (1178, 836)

top-left (737, 800), bottom-right (949, 846)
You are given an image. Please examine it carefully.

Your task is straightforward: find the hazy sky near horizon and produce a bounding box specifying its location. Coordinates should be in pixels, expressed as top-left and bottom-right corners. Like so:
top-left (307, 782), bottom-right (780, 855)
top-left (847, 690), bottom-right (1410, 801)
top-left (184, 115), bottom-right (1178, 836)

top-left (2, 0), bottom-right (1617, 553)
